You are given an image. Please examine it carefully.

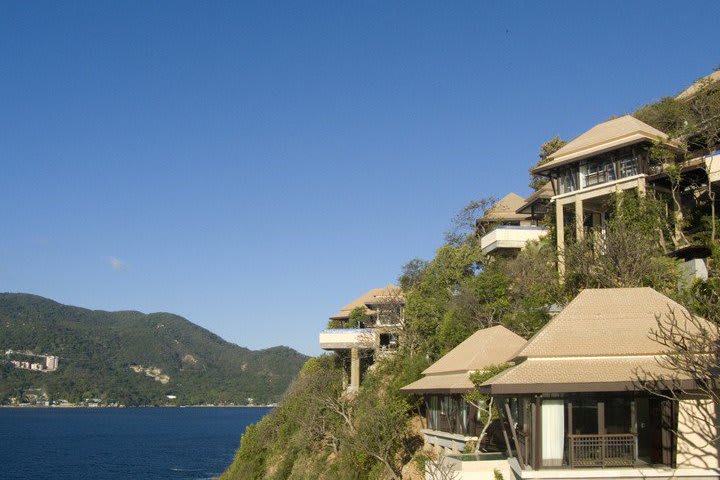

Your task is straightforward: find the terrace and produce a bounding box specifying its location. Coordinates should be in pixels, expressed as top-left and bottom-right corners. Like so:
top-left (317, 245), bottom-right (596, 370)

top-left (318, 328), bottom-right (376, 351)
top-left (480, 225), bottom-right (547, 255)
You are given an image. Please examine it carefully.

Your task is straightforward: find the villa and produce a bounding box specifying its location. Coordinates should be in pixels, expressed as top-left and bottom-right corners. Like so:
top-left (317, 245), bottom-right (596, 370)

top-left (479, 287), bottom-right (719, 480)
top-left (531, 114), bottom-right (720, 276)
top-left (478, 192), bottom-right (549, 256)
top-left (400, 325), bottom-right (526, 454)
top-left (319, 285), bottom-right (404, 392)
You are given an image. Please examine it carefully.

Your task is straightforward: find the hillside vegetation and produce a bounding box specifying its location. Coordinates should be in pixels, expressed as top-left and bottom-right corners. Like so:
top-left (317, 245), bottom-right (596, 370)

top-left (220, 72), bottom-right (720, 479)
top-left (0, 293), bottom-right (307, 405)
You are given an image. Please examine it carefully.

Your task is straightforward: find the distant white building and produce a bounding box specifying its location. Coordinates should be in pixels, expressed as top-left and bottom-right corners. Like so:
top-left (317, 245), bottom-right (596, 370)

top-left (45, 355), bottom-right (59, 371)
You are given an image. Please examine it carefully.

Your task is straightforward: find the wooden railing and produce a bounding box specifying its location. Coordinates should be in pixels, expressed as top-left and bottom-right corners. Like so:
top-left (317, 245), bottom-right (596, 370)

top-left (568, 434), bottom-right (637, 468)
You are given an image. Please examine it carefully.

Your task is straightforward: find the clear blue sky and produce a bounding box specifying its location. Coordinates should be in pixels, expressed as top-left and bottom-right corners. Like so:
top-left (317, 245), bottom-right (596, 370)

top-left (1, 1), bottom-right (718, 355)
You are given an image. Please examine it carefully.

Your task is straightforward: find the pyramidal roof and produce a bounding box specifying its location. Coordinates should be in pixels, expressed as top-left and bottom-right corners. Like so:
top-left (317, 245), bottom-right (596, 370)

top-left (533, 115), bottom-right (670, 173)
top-left (423, 325), bottom-right (526, 375)
top-left (481, 193), bottom-right (529, 222)
top-left (399, 325), bottom-right (527, 394)
top-left (481, 287), bottom-right (711, 394)
top-left (329, 285), bottom-right (402, 320)
top-left (514, 287), bottom-right (698, 359)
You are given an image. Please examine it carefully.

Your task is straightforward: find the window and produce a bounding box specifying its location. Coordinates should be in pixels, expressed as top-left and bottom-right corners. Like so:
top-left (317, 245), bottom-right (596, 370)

top-left (583, 158), bottom-right (616, 187)
top-left (427, 396), bottom-right (439, 430)
top-left (618, 155), bottom-right (639, 178)
top-left (558, 170), bottom-right (577, 194)
top-left (571, 398), bottom-right (598, 434)
top-left (605, 397), bottom-right (632, 434)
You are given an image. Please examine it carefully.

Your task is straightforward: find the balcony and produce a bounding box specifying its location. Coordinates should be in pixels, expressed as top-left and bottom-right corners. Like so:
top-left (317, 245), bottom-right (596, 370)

top-left (319, 328), bottom-right (376, 350)
top-left (480, 226), bottom-right (547, 255)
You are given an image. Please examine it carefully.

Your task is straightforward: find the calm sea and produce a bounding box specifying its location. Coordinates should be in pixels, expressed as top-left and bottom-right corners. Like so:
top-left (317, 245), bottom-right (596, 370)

top-left (0, 407), bottom-right (270, 480)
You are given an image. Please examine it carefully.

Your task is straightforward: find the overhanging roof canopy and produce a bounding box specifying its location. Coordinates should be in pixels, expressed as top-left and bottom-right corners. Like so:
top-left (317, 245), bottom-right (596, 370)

top-left (400, 372), bottom-right (475, 394)
top-left (532, 115), bottom-right (673, 174)
top-left (516, 182), bottom-right (553, 215)
top-left (482, 287), bottom-right (711, 395)
top-left (329, 285), bottom-right (403, 320)
top-left (482, 356), bottom-right (692, 395)
top-left (400, 325), bottom-right (526, 394)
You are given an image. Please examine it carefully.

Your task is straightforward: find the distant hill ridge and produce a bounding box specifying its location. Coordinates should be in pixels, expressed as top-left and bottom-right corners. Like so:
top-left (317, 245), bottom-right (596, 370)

top-left (0, 293), bottom-right (308, 406)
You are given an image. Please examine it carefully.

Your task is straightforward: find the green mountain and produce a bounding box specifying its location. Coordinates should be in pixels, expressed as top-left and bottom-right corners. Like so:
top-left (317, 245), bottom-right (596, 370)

top-left (0, 293), bottom-right (308, 406)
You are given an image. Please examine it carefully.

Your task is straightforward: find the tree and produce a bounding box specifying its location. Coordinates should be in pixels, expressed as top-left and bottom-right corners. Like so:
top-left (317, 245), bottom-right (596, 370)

top-left (464, 364), bottom-right (511, 451)
top-left (686, 77), bottom-right (720, 244)
top-left (529, 136), bottom-right (567, 190)
top-left (636, 292), bottom-right (720, 468)
top-left (399, 258), bottom-right (429, 291)
top-left (564, 191), bottom-right (679, 294)
top-left (446, 196), bottom-right (497, 245)
top-left (348, 306), bottom-right (372, 328)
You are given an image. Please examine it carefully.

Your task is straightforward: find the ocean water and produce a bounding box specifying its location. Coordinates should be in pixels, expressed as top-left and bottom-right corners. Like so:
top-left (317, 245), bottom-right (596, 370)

top-left (0, 407), bottom-right (271, 480)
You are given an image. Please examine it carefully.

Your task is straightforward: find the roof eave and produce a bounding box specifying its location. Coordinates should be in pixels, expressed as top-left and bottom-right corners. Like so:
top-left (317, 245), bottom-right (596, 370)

top-left (485, 378), bottom-right (698, 395)
top-left (532, 135), bottom-right (679, 175)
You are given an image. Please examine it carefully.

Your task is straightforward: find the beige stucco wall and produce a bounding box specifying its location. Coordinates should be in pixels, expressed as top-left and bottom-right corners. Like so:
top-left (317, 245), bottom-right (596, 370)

top-left (677, 398), bottom-right (719, 469)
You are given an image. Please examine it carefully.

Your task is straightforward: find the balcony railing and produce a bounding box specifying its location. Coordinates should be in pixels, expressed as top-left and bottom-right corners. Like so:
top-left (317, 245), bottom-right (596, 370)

top-left (568, 434), bottom-right (637, 468)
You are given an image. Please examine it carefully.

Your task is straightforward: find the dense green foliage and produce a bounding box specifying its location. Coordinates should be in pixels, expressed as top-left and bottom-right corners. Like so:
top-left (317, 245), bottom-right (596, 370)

top-left (0, 294), bottom-right (307, 405)
top-left (528, 135), bottom-right (567, 190)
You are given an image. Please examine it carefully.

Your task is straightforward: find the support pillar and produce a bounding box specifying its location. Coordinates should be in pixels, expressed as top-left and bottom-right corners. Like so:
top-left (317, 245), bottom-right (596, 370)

top-left (350, 348), bottom-right (360, 391)
top-left (575, 196), bottom-right (584, 240)
top-left (556, 201), bottom-right (565, 276)
top-left (637, 177), bottom-right (647, 196)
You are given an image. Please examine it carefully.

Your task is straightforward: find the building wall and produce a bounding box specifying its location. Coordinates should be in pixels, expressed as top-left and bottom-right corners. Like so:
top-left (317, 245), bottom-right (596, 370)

top-left (676, 398), bottom-right (719, 469)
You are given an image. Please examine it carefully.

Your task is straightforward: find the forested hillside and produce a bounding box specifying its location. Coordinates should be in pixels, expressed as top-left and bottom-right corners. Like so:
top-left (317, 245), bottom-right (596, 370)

top-left (220, 72), bottom-right (720, 480)
top-left (0, 293), bottom-right (307, 405)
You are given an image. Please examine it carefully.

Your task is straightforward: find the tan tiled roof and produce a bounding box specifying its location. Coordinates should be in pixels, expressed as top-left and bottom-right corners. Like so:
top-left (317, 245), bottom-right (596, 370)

top-left (516, 182), bottom-right (553, 215)
top-left (481, 193), bottom-right (530, 223)
top-left (482, 356), bottom-right (690, 394)
top-left (515, 287), bottom-right (702, 358)
top-left (677, 70), bottom-right (720, 100)
top-left (400, 372), bottom-right (474, 394)
top-left (399, 326), bottom-right (526, 394)
top-left (424, 325), bottom-right (527, 375)
top-left (482, 287), bottom-right (710, 394)
top-left (532, 115), bottom-right (671, 173)
top-left (330, 285), bottom-right (403, 320)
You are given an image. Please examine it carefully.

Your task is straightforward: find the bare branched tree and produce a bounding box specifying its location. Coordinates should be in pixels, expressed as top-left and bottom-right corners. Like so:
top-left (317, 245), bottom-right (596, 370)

top-left (565, 218), bottom-right (678, 292)
top-left (445, 197), bottom-right (497, 245)
top-left (464, 364), bottom-right (511, 452)
top-left (424, 450), bottom-right (460, 480)
top-left (636, 301), bottom-right (720, 468)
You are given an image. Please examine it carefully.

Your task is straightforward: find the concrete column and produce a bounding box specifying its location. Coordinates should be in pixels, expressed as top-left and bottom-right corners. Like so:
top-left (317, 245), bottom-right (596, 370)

top-left (637, 177), bottom-right (646, 196)
top-left (575, 196), bottom-right (584, 240)
top-left (350, 348), bottom-right (360, 391)
top-left (555, 201), bottom-right (565, 276)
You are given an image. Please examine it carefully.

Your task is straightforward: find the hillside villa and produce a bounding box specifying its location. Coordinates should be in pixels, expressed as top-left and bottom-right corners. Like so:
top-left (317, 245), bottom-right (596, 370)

top-left (317, 72), bottom-right (720, 479)
top-left (480, 287), bottom-right (718, 480)
top-left (531, 114), bottom-right (720, 277)
top-left (400, 325), bottom-right (526, 454)
top-left (478, 192), bottom-right (549, 256)
top-left (319, 285), bottom-right (404, 392)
